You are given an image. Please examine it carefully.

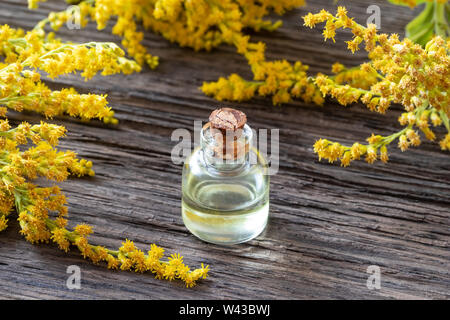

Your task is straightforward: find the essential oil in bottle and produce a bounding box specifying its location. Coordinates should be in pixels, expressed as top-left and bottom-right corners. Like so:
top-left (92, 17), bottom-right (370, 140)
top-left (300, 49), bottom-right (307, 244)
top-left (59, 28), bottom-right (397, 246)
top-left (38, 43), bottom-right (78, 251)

top-left (181, 108), bottom-right (269, 245)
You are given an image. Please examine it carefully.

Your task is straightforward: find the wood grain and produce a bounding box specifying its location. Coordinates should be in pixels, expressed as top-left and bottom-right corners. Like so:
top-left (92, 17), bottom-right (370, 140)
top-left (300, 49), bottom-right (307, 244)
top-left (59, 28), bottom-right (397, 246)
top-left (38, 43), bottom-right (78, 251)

top-left (0, 0), bottom-right (448, 300)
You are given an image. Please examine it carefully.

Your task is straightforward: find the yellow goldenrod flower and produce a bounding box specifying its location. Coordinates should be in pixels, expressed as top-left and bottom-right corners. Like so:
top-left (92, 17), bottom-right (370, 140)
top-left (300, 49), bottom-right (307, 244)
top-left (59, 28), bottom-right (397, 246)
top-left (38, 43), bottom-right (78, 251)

top-left (30, 0), bottom-right (305, 69)
top-left (29, 0), bottom-right (313, 107)
top-left (202, 38), bottom-right (323, 106)
top-left (0, 215), bottom-right (8, 232)
top-left (305, 7), bottom-right (449, 166)
top-left (1, 17), bottom-right (208, 287)
top-left (0, 25), bottom-right (140, 123)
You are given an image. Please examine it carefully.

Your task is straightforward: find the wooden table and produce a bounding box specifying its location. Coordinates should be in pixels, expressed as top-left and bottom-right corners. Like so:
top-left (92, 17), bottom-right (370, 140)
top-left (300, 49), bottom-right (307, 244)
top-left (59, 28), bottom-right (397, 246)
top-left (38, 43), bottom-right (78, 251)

top-left (0, 0), bottom-right (448, 300)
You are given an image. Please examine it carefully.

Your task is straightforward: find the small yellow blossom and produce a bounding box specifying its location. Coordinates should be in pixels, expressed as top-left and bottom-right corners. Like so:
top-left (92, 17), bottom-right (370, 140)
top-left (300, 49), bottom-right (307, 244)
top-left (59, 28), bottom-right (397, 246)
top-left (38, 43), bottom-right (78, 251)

top-left (75, 224), bottom-right (93, 237)
top-left (0, 216), bottom-right (8, 232)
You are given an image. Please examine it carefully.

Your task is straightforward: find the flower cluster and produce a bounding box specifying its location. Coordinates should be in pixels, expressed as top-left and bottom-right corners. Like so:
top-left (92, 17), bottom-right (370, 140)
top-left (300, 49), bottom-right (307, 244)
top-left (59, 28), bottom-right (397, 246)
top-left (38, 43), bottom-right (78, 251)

top-left (201, 39), bottom-right (324, 106)
top-left (388, 0), bottom-right (449, 46)
top-left (29, 0), bottom-right (322, 106)
top-left (1, 25), bottom-right (140, 124)
top-left (1, 22), bottom-right (208, 287)
top-left (329, 62), bottom-right (379, 91)
top-left (304, 7), bottom-right (449, 166)
top-left (4, 125), bottom-right (208, 286)
top-left (27, 1), bottom-right (394, 106)
top-left (0, 119), bottom-right (93, 233)
top-left (30, 0), bottom-right (304, 68)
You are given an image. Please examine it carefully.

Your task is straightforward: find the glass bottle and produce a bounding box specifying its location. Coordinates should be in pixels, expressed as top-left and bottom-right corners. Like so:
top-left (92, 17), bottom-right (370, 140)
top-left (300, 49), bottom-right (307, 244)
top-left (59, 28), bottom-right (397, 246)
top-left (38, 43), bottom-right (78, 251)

top-left (181, 108), bottom-right (269, 245)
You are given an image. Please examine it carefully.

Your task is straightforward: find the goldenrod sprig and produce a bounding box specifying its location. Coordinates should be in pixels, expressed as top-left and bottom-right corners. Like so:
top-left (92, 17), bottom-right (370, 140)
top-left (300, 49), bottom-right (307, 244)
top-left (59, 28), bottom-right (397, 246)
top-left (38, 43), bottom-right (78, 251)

top-left (1, 20), bottom-right (208, 286)
top-left (0, 25), bottom-right (140, 123)
top-left (28, 0), bottom-right (306, 75)
top-left (29, 1), bottom-right (319, 106)
top-left (304, 7), bottom-right (449, 165)
top-left (15, 190), bottom-right (209, 288)
top-left (313, 101), bottom-right (435, 166)
top-left (0, 119), bottom-right (90, 232)
top-left (304, 7), bottom-right (450, 113)
top-left (202, 33), bottom-right (324, 105)
top-left (0, 118), bottom-right (209, 287)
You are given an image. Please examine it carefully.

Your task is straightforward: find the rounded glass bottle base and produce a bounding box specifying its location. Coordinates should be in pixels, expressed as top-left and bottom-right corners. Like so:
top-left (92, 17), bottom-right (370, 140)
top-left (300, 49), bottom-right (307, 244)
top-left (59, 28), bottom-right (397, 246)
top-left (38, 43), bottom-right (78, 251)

top-left (182, 200), bottom-right (269, 245)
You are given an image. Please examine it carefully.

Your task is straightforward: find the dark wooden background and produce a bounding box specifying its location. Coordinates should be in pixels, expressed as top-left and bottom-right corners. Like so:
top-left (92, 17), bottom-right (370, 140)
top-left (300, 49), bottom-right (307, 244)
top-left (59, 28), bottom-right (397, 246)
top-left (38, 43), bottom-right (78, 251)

top-left (0, 0), bottom-right (448, 299)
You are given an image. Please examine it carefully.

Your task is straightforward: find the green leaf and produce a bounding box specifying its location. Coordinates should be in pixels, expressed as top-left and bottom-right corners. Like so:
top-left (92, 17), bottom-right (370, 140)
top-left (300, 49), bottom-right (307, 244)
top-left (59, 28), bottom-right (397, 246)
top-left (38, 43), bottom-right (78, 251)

top-left (387, 0), bottom-right (428, 7)
top-left (403, 1), bottom-right (450, 46)
top-left (406, 2), bottom-right (434, 34)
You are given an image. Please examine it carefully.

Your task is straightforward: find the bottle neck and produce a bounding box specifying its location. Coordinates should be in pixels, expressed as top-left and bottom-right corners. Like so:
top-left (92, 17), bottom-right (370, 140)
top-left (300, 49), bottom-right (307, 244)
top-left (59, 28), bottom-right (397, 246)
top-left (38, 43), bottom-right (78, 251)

top-left (200, 122), bottom-right (252, 171)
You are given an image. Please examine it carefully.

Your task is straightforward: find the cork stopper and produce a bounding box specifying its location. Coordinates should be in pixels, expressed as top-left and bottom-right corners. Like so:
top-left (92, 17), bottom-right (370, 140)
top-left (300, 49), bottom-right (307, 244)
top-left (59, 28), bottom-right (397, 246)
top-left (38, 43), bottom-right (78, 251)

top-left (209, 108), bottom-right (247, 132)
top-left (206, 108), bottom-right (249, 161)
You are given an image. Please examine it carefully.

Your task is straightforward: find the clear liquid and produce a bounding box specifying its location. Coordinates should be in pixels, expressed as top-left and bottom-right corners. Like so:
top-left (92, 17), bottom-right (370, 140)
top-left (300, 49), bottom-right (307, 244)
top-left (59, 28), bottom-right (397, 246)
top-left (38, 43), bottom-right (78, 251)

top-left (182, 144), bottom-right (269, 245)
top-left (182, 183), bottom-right (269, 245)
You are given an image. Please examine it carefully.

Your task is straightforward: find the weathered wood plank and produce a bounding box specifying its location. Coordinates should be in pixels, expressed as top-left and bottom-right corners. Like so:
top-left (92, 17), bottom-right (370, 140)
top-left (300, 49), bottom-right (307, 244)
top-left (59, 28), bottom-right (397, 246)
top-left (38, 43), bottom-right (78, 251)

top-left (0, 0), bottom-right (448, 299)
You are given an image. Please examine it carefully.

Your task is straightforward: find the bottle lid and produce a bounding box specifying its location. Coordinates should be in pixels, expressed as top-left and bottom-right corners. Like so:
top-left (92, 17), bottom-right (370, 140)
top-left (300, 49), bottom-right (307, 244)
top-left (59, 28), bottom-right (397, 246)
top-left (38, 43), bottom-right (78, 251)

top-left (204, 108), bottom-right (250, 161)
top-left (209, 108), bottom-right (247, 132)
